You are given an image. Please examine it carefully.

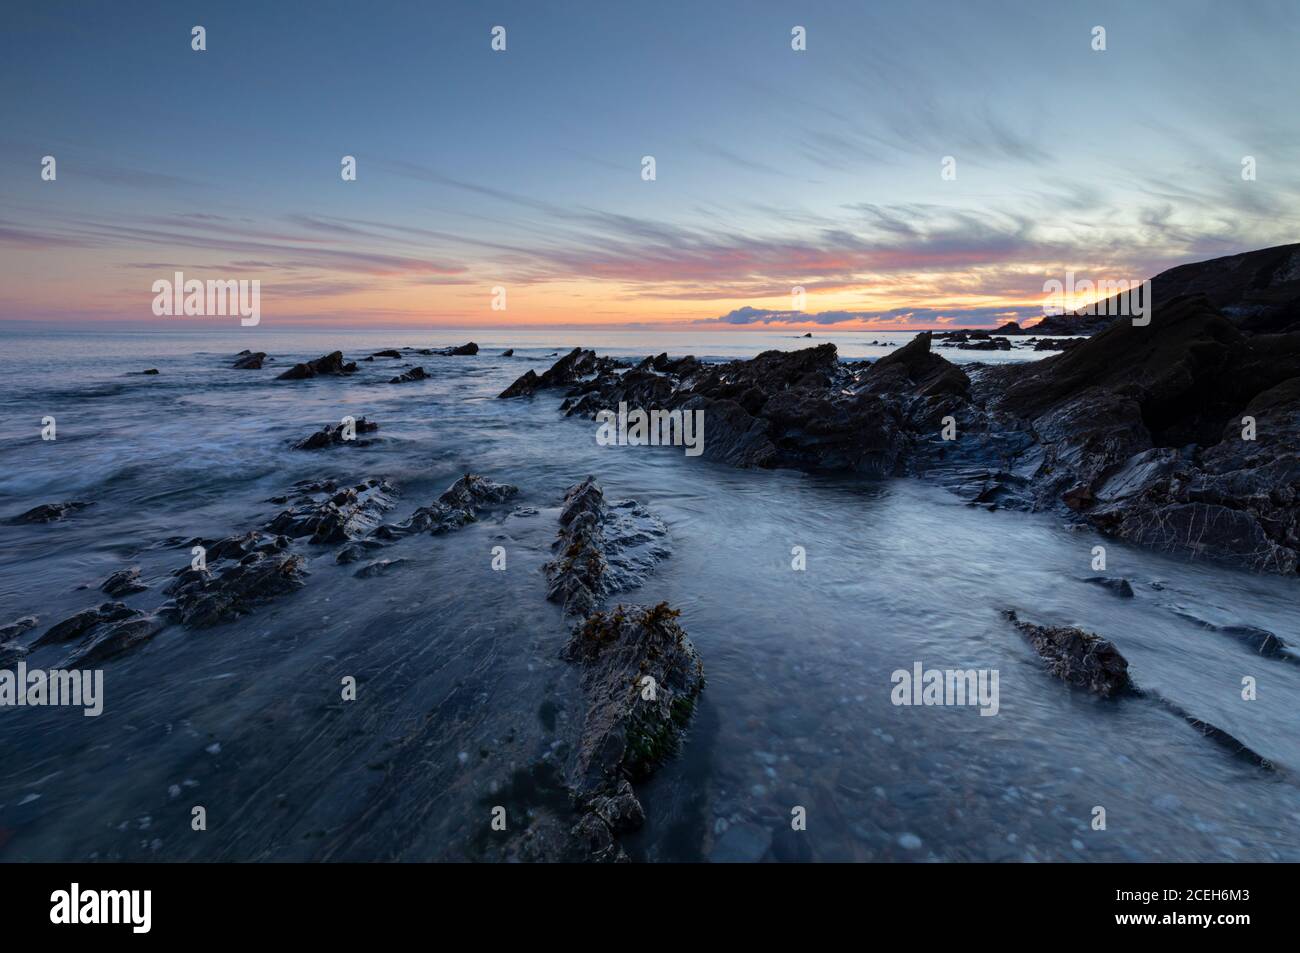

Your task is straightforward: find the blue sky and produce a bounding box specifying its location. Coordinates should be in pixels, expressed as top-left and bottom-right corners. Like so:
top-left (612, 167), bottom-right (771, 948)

top-left (2, 0), bottom-right (1298, 327)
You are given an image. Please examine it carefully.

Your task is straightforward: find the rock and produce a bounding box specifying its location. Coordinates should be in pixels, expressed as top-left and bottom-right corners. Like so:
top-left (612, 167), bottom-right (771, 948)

top-left (1082, 576), bottom-right (1135, 598)
top-left (0, 641), bottom-right (28, 666)
top-left (498, 347), bottom-right (625, 398)
top-left (501, 348), bottom-right (514, 357)
top-left (371, 349), bottom-right (402, 358)
top-left (61, 612), bottom-right (167, 668)
top-left (100, 566), bottom-right (148, 597)
top-left (335, 539), bottom-right (385, 564)
top-left (35, 602), bottom-right (136, 648)
top-left (436, 342), bottom-right (478, 356)
top-left (13, 501), bottom-right (94, 523)
top-left (544, 478), bottom-right (670, 616)
top-left (130, 368), bottom-right (160, 375)
top-left (563, 602), bottom-right (704, 836)
top-left (388, 366), bottom-right (428, 384)
top-left (275, 351), bottom-right (358, 380)
top-left (1003, 610), bottom-right (1131, 697)
top-left (232, 350), bottom-right (266, 369)
top-left (388, 474), bottom-right (517, 535)
top-left (353, 558), bottom-right (407, 578)
top-left (265, 478), bottom-right (397, 543)
top-left (164, 546), bottom-right (308, 628)
top-left (293, 417), bottom-right (380, 450)
top-left (0, 616), bottom-right (39, 641)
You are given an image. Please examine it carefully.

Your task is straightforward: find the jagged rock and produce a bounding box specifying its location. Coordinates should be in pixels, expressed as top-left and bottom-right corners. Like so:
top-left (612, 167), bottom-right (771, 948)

top-left (388, 366), bottom-right (428, 384)
top-left (294, 417), bottom-right (380, 450)
top-left (34, 602), bottom-right (136, 648)
top-left (265, 478), bottom-right (397, 543)
top-left (562, 603), bottom-right (704, 851)
top-left (276, 351), bottom-right (358, 380)
top-left (498, 347), bottom-right (624, 398)
top-left (434, 342), bottom-right (478, 355)
top-left (13, 501), bottom-right (94, 523)
top-left (1003, 610), bottom-right (1131, 697)
top-left (232, 350), bottom-right (266, 369)
top-left (390, 474), bottom-right (517, 535)
top-left (1082, 576), bottom-right (1135, 598)
top-left (100, 566), bottom-right (148, 596)
top-left (0, 616), bottom-right (38, 641)
top-left (544, 478), bottom-right (670, 616)
top-left (165, 547), bottom-right (307, 628)
top-left (62, 612), bottom-right (167, 668)
top-left (353, 558), bottom-right (407, 578)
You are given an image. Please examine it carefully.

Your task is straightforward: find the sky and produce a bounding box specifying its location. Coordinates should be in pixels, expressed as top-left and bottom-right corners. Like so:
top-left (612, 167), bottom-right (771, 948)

top-left (2, 0), bottom-right (1298, 330)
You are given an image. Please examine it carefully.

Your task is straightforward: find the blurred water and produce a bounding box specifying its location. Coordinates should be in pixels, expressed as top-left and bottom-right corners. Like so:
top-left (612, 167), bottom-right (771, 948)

top-left (0, 328), bottom-right (1296, 861)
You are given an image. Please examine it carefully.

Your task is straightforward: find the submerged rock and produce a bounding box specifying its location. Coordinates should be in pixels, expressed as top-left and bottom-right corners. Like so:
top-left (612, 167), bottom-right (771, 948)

top-left (232, 350), bottom-right (266, 369)
top-left (0, 616), bottom-right (39, 641)
top-left (1082, 576), bottom-right (1135, 598)
top-left (293, 417), bottom-right (380, 450)
top-left (276, 351), bottom-right (358, 380)
top-left (389, 474), bottom-right (517, 535)
top-left (265, 478), bottom-right (397, 543)
top-left (501, 348), bottom-right (514, 357)
top-left (35, 602), bottom-right (136, 648)
top-left (12, 501), bottom-right (94, 523)
top-left (0, 641), bottom-right (27, 666)
top-left (388, 366), bottom-right (428, 384)
top-left (100, 566), bottom-right (148, 597)
top-left (1003, 610), bottom-right (1131, 697)
top-left (353, 558), bottom-right (408, 578)
top-left (544, 478), bottom-right (670, 616)
top-left (62, 612), bottom-right (167, 668)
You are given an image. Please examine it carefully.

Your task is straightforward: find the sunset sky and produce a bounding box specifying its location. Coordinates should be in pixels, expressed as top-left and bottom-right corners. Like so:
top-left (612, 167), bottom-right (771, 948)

top-left (2, 0), bottom-right (1298, 329)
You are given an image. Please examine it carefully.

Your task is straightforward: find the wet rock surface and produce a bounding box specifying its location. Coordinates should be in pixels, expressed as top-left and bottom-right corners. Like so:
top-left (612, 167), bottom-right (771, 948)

top-left (388, 366), bottom-right (428, 384)
top-left (388, 474), bottom-right (517, 536)
top-left (232, 350), bottom-right (266, 369)
top-left (0, 616), bottom-right (39, 641)
top-left (544, 477), bottom-right (670, 616)
top-left (265, 478), bottom-right (397, 543)
top-left (163, 535), bottom-right (307, 629)
top-left (12, 501), bottom-right (94, 523)
top-left (1003, 610), bottom-right (1132, 697)
top-left (100, 566), bottom-right (148, 596)
top-left (276, 351), bottom-right (358, 380)
top-left (293, 417), bottom-right (380, 450)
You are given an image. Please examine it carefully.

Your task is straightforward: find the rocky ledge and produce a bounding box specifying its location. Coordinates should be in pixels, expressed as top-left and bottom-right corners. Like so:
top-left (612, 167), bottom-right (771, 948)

top-left (501, 292), bottom-right (1300, 575)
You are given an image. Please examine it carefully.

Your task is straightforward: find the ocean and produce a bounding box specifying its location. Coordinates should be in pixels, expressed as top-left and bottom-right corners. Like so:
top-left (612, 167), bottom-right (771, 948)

top-left (1, 326), bottom-right (1297, 861)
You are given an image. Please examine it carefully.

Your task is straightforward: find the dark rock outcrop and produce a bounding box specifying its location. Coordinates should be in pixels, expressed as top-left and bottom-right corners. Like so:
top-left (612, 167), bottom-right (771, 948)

top-left (294, 417), bottom-right (380, 450)
top-left (1082, 576), bottom-right (1135, 598)
top-left (388, 366), bottom-right (428, 384)
top-left (498, 347), bottom-right (625, 398)
top-left (388, 474), bottom-right (517, 535)
top-left (100, 566), bottom-right (148, 597)
top-left (164, 540), bottom-right (307, 628)
top-left (35, 602), bottom-right (136, 648)
top-left (232, 350), bottom-right (266, 369)
top-left (276, 351), bottom-right (358, 380)
top-left (0, 616), bottom-right (38, 641)
top-left (1003, 610), bottom-right (1131, 697)
top-left (265, 478), bottom-right (397, 543)
top-left (544, 478), bottom-right (670, 616)
top-left (562, 602), bottom-right (704, 858)
top-left (13, 501), bottom-right (94, 523)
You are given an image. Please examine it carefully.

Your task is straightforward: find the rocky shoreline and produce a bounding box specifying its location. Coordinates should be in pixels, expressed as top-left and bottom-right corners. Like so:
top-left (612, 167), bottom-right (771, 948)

top-left (500, 293), bottom-right (1300, 577)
